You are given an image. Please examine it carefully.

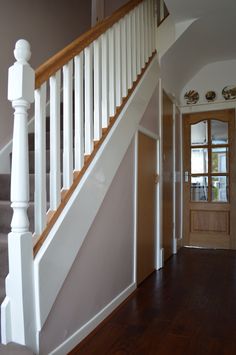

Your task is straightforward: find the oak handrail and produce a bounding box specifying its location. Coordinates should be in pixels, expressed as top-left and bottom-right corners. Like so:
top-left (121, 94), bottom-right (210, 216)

top-left (35, 0), bottom-right (143, 89)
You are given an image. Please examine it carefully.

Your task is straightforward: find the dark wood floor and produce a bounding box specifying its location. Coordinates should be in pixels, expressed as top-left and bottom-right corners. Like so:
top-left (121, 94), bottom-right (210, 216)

top-left (70, 247), bottom-right (236, 355)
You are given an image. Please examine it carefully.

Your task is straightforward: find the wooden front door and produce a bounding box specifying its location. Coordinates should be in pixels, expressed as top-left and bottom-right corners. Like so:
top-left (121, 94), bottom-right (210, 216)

top-left (137, 132), bottom-right (157, 285)
top-left (183, 109), bottom-right (235, 249)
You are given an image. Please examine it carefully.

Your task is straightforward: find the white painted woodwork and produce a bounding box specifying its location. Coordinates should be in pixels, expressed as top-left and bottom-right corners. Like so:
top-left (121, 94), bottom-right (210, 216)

top-left (49, 284), bottom-right (135, 355)
top-left (50, 70), bottom-right (61, 210)
top-left (144, 0), bottom-right (149, 63)
top-left (126, 13), bottom-right (132, 89)
top-left (108, 26), bottom-right (116, 116)
top-left (115, 21), bottom-right (122, 107)
top-left (151, 0), bottom-right (155, 52)
top-left (74, 53), bottom-right (84, 171)
top-left (121, 16), bottom-right (128, 98)
top-left (131, 9), bottom-right (137, 83)
top-left (1, 39), bottom-right (37, 352)
top-left (35, 83), bottom-right (47, 235)
top-left (160, 0), bottom-right (164, 22)
top-left (94, 38), bottom-right (102, 141)
top-left (63, 60), bottom-right (73, 188)
top-left (101, 33), bottom-right (109, 128)
top-left (148, 0), bottom-right (152, 57)
top-left (136, 6), bottom-right (141, 75)
top-left (140, 3), bottom-right (145, 68)
top-left (84, 44), bottom-right (94, 155)
top-left (34, 56), bottom-right (159, 331)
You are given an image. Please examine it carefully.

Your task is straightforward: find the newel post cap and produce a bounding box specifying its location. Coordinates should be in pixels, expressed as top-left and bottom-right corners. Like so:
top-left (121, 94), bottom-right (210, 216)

top-left (8, 39), bottom-right (35, 103)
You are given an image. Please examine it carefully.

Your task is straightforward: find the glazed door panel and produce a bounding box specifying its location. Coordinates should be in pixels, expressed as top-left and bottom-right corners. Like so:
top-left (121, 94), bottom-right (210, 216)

top-left (183, 109), bottom-right (235, 249)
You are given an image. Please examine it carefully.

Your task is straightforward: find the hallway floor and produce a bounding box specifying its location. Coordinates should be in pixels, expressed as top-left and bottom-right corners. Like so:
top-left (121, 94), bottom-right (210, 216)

top-left (70, 247), bottom-right (236, 355)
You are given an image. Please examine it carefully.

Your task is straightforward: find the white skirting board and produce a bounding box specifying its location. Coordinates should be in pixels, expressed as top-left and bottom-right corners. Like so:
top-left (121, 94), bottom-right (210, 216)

top-left (49, 283), bottom-right (136, 355)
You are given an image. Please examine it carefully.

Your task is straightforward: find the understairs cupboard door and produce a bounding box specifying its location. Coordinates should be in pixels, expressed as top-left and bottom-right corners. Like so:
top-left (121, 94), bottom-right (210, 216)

top-left (137, 131), bottom-right (157, 285)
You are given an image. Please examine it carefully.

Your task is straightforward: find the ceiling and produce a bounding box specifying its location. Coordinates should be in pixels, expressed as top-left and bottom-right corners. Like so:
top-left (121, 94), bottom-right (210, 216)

top-left (161, 0), bottom-right (236, 99)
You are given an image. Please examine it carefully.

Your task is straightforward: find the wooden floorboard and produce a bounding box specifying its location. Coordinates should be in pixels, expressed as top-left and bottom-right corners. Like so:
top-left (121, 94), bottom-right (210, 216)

top-left (69, 247), bottom-right (236, 355)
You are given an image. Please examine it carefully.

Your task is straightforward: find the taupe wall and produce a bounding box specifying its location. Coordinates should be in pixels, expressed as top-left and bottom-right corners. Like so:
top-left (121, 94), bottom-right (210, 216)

top-left (39, 140), bottom-right (135, 354)
top-left (140, 85), bottom-right (159, 135)
top-left (104, 0), bottom-right (128, 16)
top-left (0, 0), bottom-right (91, 149)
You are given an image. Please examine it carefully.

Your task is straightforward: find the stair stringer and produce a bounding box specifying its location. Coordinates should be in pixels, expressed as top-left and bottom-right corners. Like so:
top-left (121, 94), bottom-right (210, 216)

top-left (33, 55), bottom-right (160, 335)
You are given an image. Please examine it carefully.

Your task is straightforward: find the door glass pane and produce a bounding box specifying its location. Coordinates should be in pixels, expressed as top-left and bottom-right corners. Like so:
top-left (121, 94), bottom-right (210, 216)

top-left (191, 176), bottom-right (208, 201)
top-left (191, 148), bottom-right (208, 173)
top-left (212, 147), bottom-right (228, 173)
top-left (211, 120), bottom-right (228, 144)
top-left (191, 120), bottom-right (208, 145)
top-left (212, 176), bottom-right (228, 202)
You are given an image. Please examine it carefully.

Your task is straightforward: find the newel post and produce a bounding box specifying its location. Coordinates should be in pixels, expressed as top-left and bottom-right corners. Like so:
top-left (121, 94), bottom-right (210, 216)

top-left (1, 40), bottom-right (37, 351)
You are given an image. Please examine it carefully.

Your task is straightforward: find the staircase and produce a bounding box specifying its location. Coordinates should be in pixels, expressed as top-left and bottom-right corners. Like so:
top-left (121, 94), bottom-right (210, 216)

top-left (0, 0), bottom-right (159, 353)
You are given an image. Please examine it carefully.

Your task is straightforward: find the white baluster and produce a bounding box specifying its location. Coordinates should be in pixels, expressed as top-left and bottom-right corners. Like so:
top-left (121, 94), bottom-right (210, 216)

top-left (108, 26), bottom-right (116, 116)
top-left (136, 6), bottom-right (141, 75)
top-left (84, 44), bottom-right (94, 155)
top-left (140, 3), bottom-right (145, 69)
top-left (160, 0), bottom-right (164, 22)
top-left (144, 0), bottom-right (149, 63)
top-left (50, 70), bottom-right (61, 210)
top-left (126, 13), bottom-right (132, 89)
top-left (35, 83), bottom-right (47, 235)
top-left (3, 39), bottom-right (36, 350)
top-left (94, 38), bottom-right (102, 141)
top-left (121, 16), bottom-right (127, 98)
top-left (152, 0), bottom-right (156, 51)
top-left (148, 0), bottom-right (152, 57)
top-left (74, 52), bottom-right (84, 171)
top-left (101, 33), bottom-right (109, 128)
top-left (115, 21), bottom-right (122, 107)
top-left (63, 60), bottom-right (73, 188)
top-left (131, 9), bottom-right (137, 82)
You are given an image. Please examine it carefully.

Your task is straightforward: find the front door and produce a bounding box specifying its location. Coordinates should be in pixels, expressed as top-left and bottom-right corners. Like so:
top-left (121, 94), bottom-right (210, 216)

top-left (183, 109), bottom-right (235, 249)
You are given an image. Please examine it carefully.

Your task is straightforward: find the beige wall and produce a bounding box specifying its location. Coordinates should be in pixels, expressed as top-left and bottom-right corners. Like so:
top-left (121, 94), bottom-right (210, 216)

top-left (104, 0), bottom-right (128, 16)
top-left (0, 0), bottom-right (91, 149)
top-left (39, 140), bottom-right (135, 354)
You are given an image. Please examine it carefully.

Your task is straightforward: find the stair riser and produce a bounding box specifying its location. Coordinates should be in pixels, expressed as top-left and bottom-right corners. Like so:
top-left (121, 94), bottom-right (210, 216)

top-left (0, 174), bottom-right (51, 201)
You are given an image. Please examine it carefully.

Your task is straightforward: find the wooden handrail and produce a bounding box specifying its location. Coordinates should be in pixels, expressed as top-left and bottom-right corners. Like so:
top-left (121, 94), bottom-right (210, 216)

top-left (35, 0), bottom-right (143, 89)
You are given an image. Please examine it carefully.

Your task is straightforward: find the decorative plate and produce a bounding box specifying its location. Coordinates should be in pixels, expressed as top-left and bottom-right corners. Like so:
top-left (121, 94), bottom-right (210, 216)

top-left (184, 90), bottom-right (199, 105)
top-left (222, 85), bottom-right (236, 100)
top-left (205, 90), bottom-right (216, 102)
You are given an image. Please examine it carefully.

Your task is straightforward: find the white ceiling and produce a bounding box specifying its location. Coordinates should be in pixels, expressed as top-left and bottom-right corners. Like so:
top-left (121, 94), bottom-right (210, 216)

top-left (161, 0), bottom-right (236, 99)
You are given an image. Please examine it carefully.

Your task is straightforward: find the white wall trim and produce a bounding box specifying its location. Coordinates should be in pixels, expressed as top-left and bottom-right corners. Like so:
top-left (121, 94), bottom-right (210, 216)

top-left (173, 104), bottom-right (177, 254)
top-left (156, 78), bottom-right (163, 269)
top-left (133, 133), bottom-right (138, 285)
top-left (180, 100), bottom-right (236, 114)
top-left (49, 283), bottom-right (136, 355)
top-left (138, 125), bottom-right (159, 140)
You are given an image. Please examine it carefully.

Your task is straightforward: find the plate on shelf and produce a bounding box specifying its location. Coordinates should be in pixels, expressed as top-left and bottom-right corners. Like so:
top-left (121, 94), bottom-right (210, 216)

top-left (205, 90), bottom-right (216, 102)
top-left (222, 85), bottom-right (236, 100)
top-left (184, 90), bottom-right (199, 105)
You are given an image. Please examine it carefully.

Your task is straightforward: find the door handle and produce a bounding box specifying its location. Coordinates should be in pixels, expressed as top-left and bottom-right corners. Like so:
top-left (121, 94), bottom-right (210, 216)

top-left (184, 171), bottom-right (189, 182)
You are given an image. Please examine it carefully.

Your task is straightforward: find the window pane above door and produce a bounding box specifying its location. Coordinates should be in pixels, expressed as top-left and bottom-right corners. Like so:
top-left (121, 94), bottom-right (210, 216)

top-left (191, 148), bottom-right (208, 174)
top-left (211, 120), bottom-right (228, 145)
top-left (191, 120), bottom-right (208, 146)
top-left (191, 176), bottom-right (208, 202)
